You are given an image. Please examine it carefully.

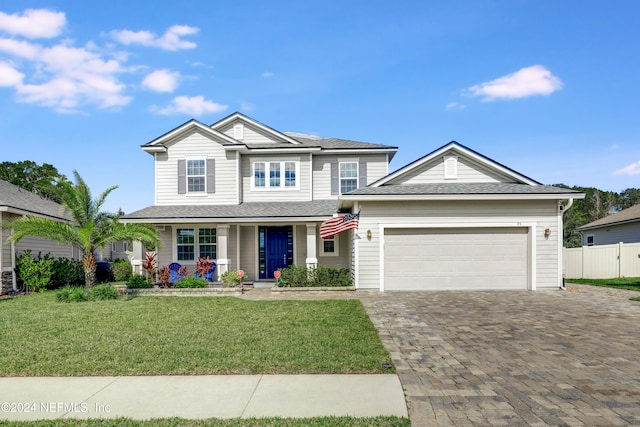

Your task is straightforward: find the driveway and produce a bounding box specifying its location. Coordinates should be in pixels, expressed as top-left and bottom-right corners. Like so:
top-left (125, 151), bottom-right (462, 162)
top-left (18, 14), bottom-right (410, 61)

top-left (360, 285), bottom-right (640, 426)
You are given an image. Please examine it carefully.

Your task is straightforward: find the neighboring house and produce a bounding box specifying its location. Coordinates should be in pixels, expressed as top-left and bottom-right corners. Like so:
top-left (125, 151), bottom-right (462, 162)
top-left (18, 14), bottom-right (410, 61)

top-left (576, 204), bottom-right (640, 246)
top-left (0, 179), bottom-right (79, 294)
top-left (122, 112), bottom-right (584, 291)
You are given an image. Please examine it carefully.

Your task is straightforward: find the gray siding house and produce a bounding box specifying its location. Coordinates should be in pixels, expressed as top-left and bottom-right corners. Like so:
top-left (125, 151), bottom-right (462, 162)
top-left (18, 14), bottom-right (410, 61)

top-left (0, 180), bottom-right (78, 294)
top-left (576, 204), bottom-right (640, 246)
top-left (122, 112), bottom-right (584, 291)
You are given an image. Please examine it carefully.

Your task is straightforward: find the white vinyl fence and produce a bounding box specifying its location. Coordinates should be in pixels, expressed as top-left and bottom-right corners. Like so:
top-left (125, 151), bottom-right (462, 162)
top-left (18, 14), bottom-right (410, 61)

top-left (564, 242), bottom-right (640, 279)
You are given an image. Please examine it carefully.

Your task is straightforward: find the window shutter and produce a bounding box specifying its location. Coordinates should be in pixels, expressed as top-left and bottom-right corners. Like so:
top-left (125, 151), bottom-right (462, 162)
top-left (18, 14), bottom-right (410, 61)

top-left (177, 159), bottom-right (186, 194)
top-left (330, 161), bottom-right (339, 195)
top-left (207, 158), bottom-right (215, 193)
top-left (359, 161), bottom-right (367, 188)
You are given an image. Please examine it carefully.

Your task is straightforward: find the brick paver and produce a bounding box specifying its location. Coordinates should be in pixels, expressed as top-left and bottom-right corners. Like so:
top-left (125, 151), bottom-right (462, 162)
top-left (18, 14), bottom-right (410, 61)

top-left (359, 285), bottom-right (640, 426)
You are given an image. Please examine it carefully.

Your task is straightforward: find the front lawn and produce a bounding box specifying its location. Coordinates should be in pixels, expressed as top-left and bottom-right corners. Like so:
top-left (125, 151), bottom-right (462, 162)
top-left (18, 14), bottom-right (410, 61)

top-left (0, 293), bottom-right (393, 376)
top-left (566, 277), bottom-right (640, 291)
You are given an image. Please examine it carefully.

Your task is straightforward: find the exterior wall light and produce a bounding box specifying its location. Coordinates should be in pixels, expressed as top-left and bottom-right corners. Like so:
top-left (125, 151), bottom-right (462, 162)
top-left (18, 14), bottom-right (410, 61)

top-left (366, 230), bottom-right (372, 240)
top-left (544, 228), bottom-right (551, 237)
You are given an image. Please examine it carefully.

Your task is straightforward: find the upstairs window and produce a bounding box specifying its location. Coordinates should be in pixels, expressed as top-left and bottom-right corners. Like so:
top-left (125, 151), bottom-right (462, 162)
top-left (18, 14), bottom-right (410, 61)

top-left (284, 162), bottom-right (296, 187)
top-left (339, 162), bottom-right (358, 194)
top-left (187, 159), bottom-right (205, 192)
top-left (253, 161), bottom-right (298, 189)
top-left (178, 158), bottom-right (214, 195)
top-left (254, 163), bottom-right (266, 187)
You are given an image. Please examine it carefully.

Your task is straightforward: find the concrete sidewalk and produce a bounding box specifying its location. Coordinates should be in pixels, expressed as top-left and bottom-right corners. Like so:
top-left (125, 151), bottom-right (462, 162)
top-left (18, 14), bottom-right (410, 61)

top-left (0, 374), bottom-right (407, 421)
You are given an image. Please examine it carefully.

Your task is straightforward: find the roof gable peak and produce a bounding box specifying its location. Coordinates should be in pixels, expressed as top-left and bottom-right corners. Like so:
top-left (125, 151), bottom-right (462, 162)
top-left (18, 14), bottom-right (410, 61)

top-left (210, 112), bottom-right (301, 145)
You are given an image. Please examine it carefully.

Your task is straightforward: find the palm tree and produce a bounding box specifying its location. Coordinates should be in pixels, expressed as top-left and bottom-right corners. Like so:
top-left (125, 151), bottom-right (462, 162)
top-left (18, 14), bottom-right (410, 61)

top-left (5, 171), bottom-right (160, 287)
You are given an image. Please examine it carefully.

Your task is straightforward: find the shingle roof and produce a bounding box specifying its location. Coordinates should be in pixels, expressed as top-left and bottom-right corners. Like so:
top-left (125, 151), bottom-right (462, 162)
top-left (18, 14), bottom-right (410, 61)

top-left (0, 180), bottom-right (67, 220)
top-left (344, 183), bottom-right (584, 196)
top-left (121, 200), bottom-right (339, 221)
top-left (286, 135), bottom-right (397, 150)
top-left (577, 204), bottom-right (640, 230)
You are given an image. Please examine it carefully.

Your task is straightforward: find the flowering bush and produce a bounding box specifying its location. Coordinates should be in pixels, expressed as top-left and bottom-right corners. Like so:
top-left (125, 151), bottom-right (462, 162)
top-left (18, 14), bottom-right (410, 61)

top-left (221, 270), bottom-right (244, 288)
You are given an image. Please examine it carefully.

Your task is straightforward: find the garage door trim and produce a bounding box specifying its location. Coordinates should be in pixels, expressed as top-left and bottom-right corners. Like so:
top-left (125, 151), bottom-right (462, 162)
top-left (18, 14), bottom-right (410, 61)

top-left (379, 222), bottom-right (536, 291)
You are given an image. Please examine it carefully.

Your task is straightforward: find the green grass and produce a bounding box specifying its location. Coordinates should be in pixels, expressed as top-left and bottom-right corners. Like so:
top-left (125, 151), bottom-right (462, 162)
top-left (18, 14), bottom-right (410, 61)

top-left (566, 277), bottom-right (640, 291)
top-left (0, 293), bottom-right (393, 376)
top-left (0, 416), bottom-right (410, 427)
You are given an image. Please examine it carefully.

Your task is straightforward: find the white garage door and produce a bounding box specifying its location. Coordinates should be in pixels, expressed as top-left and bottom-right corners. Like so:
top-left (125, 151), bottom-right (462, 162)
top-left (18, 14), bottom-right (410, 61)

top-left (384, 227), bottom-right (528, 291)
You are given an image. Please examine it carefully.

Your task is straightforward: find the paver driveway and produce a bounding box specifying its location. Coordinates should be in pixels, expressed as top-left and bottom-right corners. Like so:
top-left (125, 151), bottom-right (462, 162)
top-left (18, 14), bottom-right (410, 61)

top-left (360, 285), bottom-right (640, 426)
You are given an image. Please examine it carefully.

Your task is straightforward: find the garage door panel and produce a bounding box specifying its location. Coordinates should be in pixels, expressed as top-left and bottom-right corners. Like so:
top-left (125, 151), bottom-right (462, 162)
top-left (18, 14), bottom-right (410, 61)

top-left (384, 227), bottom-right (528, 291)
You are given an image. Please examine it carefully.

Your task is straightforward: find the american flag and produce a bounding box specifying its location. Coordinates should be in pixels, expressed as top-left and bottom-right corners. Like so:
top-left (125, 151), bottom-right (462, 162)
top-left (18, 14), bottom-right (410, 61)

top-left (320, 211), bottom-right (360, 239)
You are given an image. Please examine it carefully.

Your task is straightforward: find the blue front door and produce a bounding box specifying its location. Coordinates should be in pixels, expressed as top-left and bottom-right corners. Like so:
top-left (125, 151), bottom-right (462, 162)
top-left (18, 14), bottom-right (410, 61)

top-left (259, 226), bottom-right (293, 279)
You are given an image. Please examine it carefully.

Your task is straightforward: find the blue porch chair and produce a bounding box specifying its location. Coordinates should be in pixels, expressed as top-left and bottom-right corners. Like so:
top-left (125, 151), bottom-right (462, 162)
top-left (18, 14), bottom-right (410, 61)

top-left (168, 262), bottom-right (181, 283)
top-left (196, 262), bottom-right (217, 282)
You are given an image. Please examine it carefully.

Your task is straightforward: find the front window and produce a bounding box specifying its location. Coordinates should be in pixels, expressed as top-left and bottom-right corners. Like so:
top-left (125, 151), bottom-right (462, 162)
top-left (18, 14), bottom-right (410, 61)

top-left (199, 228), bottom-right (216, 258)
top-left (321, 234), bottom-right (339, 256)
top-left (339, 162), bottom-right (358, 194)
top-left (187, 159), bottom-right (205, 193)
top-left (253, 161), bottom-right (298, 189)
top-left (177, 228), bottom-right (195, 261)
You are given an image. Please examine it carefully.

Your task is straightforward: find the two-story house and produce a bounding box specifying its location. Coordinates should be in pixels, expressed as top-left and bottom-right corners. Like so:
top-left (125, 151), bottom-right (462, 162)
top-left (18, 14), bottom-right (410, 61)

top-left (122, 112), bottom-right (584, 291)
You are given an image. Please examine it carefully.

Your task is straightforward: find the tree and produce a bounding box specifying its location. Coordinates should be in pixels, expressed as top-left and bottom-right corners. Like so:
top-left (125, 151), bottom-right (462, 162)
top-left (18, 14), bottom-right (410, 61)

top-left (5, 171), bottom-right (160, 287)
top-left (0, 161), bottom-right (71, 204)
top-left (618, 188), bottom-right (640, 211)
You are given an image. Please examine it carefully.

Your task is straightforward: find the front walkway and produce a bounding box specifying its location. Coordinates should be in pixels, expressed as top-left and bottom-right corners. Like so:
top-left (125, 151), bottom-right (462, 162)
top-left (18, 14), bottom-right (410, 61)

top-left (359, 285), bottom-right (640, 426)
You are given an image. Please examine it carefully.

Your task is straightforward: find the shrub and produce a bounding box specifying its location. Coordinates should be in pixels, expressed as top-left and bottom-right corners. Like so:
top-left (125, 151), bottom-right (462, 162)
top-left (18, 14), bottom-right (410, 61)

top-left (196, 257), bottom-right (214, 278)
top-left (276, 264), bottom-right (352, 287)
top-left (16, 251), bottom-right (53, 292)
top-left (174, 276), bottom-right (208, 288)
top-left (311, 265), bottom-right (352, 287)
top-left (221, 270), bottom-right (243, 288)
top-left (127, 274), bottom-right (153, 289)
top-left (111, 259), bottom-right (132, 282)
top-left (49, 257), bottom-right (84, 289)
top-left (88, 283), bottom-right (120, 300)
top-left (56, 286), bottom-right (89, 303)
top-left (277, 264), bottom-right (309, 287)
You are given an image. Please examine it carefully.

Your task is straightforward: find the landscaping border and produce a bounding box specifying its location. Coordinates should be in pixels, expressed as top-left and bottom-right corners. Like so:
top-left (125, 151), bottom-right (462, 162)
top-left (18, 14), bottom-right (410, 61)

top-left (272, 286), bottom-right (356, 293)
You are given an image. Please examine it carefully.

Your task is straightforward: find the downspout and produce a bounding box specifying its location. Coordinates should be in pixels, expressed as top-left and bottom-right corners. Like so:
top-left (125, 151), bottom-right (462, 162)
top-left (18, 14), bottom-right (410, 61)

top-left (559, 198), bottom-right (574, 290)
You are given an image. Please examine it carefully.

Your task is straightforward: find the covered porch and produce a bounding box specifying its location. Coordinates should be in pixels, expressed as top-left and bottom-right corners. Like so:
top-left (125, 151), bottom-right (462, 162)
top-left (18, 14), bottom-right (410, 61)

top-left (122, 201), bottom-right (353, 283)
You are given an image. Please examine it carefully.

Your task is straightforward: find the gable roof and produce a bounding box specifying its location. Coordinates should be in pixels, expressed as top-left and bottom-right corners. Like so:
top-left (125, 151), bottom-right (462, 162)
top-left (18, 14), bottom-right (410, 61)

top-left (141, 114), bottom-right (398, 156)
top-left (0, 180), bottom-right (67, 220)
top-left (576, 204), bottom-right (640, 231)
top-left (210, 112), bottom-right (302, 145)
top-left (141, 119), bottom-right (239, 153)
top-left (371, 141), bottom-right (540, 187)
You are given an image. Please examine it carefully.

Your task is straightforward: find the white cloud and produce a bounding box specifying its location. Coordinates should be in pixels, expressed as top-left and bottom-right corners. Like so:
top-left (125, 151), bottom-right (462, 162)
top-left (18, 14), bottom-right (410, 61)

top-left (142, 69), bottom-right (180, 92)
top-left (614, 161), bottom-right (640, 176)
top-left (0, 9), bottom-right (65, 39)
top-left (154, 96), bottom-right (227, 116)
top-left (0, 61), bottom-right (24, 86)
top-left (466, 65), bottom-right (562, 101)
top-left (0, 38), bottom-right (130, 112)
top-left (445, 102), bottom-right (466, 111)
top-left (261, 72), bottom-right (274, 78)
top-left (111, 25), bottom-right (198, 51)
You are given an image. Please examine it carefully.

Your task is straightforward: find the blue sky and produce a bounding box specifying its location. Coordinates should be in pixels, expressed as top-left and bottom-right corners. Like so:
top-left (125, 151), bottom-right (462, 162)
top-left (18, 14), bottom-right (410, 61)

top-left (1, 1), bottom-right (639, 213)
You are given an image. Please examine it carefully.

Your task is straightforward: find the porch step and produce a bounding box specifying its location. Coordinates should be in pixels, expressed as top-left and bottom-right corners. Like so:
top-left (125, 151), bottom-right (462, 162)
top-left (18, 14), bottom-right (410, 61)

top-left (253, 281), bottom-right (275, 289)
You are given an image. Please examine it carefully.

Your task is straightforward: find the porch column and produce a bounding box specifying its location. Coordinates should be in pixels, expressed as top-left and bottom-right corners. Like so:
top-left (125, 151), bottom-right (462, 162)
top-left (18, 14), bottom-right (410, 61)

top-left (306, 223), bottom-right (318, 269)
top-left (130, 240), bottom-right (145, 275)
top-left (216, 224), bottom-right (230, 280)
